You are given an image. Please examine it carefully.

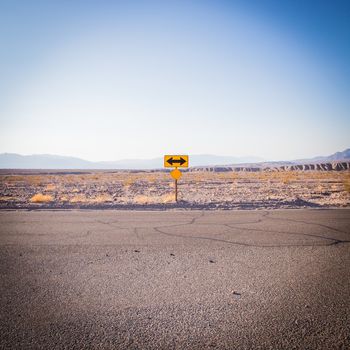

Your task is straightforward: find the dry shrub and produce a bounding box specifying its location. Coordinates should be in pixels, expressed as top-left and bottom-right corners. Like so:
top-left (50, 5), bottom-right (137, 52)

top-left (60, 196), bottom-right (69, 202)
top-left (2, 175), bottom-right (26, 182)
top-left (123, 177), bottom-right (136, 187)
top-left (0, 196), bottom-right (16, 201)
top-left (231, 172), bottom-right (239, 181)
top-left (216, 172), bottom-right (231, 180)
top-left (45, 184), bottom-right (56, 191)
top-left (30, 193), bottom-right (54, 203)
top-left (240, 170), bottom-right (300, 183)
top-left (343, 175), bottom-right (350, 193)
top-left (27, 176), bottom-right (44, 186)
top-left (275, 172), bottom-right (296, 184)
top-left (86, 173), bottom-right (101, 181)
top-left (331, 184), bottom-right (339, 191)
top-left (146, 174), bottom-right (159, 183)
top-left (160, 193), bottom-right (175, 203)
top-left (316, 184), bottom-right (325, 192)
top-left (253, 171), bottom-right (297, 185)
top-left (70, 195), bottom-right (88, 203)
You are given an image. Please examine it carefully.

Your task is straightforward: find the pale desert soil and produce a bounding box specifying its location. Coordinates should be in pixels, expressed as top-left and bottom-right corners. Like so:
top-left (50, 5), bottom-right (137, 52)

top-left (0, 170), bottom-right (349, 209)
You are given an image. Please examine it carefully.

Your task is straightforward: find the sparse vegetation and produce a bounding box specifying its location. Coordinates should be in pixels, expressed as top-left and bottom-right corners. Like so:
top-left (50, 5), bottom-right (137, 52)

top-left (0, 196), bottom-right (16, 201)
top-left (0, 169), bottom-right (349, 208)
top-left (27, 175), bottom-right (44, 186)
top-left (70, 194), bottom-right (88, 203)
top-left (30, 193), bottom-right (54, 203)
top-left (45, 184), bottom-right (56, 191)
top-left (343, 175), bottom-right (350, 193)
top-left (3, 175), bottom-right (27, 182)
top-left (160, 193), bottom-right (175, 203)
top-left (60, 196), bottom-right (69, 202)
top-left (123, 177), bottom-right (137, 187)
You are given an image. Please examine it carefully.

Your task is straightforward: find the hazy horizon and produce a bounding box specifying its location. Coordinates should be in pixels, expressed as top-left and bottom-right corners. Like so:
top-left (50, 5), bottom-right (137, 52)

top-left (1, 146), bottom-right (349, 164)
top-left (1, 0), bottom-right (349, 161)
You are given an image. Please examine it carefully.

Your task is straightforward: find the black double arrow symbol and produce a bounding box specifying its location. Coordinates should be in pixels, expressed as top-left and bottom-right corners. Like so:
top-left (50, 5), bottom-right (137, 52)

top-left (166, 157), bottom-right (186, 166)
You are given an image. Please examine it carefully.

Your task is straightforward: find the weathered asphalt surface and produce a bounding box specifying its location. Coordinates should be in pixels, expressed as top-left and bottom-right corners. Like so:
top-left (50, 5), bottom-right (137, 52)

top-left (0, 209), bottom-right (350, 349)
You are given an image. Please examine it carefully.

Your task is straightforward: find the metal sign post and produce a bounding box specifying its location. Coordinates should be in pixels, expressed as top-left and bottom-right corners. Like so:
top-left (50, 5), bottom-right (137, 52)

top-left (175, 179), bottom-right (178, 202)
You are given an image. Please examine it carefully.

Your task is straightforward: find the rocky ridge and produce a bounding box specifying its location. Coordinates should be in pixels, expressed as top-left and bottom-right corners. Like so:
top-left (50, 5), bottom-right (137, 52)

top-left (189, 161), bottom-right (350, 172)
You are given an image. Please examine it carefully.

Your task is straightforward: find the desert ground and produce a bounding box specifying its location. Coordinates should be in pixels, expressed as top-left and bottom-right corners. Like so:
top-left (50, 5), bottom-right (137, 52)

top-left (0, 169), bottom-right (349, 209)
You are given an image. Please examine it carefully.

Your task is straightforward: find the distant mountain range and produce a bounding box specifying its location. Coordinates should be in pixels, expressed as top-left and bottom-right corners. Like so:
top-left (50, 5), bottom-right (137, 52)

top-left (0, 149), bottom-right (349, 169)
top-left (295, 148), bottom-right (350, 163)
top-left (0, 153), bottom-right (263, 169)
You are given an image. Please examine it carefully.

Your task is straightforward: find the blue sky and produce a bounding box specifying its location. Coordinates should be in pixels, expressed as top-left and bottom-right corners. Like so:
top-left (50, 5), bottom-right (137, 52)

top-left (0, 0), bottom-right (349, 161)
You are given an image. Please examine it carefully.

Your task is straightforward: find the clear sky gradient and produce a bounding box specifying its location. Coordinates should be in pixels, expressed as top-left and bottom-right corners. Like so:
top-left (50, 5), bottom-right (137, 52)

top-left (1, 0), bottom-right (349, 161)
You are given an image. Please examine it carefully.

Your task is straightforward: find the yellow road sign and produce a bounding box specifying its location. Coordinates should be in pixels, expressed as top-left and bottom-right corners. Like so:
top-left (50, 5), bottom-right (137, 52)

top-left (170, 168), bottom-right (182, 180)
top-left (164, 155), bottom-right (189, 168)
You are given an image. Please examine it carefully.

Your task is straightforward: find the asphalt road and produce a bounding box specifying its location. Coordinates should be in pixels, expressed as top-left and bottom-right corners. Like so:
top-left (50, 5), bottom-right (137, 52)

top-left (1, 209), bottom-right (350, 349)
